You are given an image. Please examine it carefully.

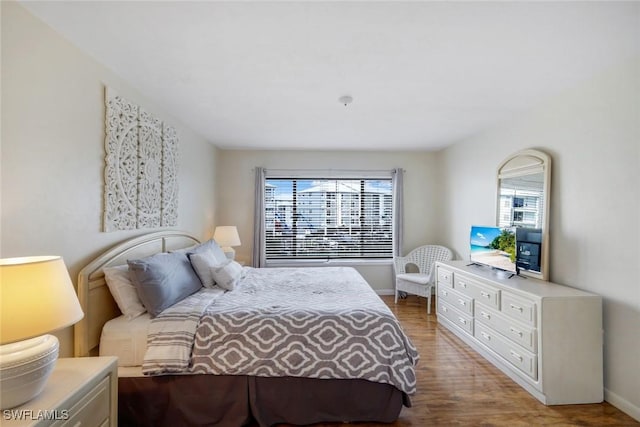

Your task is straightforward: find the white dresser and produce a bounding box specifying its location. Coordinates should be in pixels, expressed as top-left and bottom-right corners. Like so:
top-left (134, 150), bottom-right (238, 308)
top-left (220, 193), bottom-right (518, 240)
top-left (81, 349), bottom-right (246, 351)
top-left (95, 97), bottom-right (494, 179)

top-left (3, 357), bottom-right (117, 427)
top-left (436, 260), bottom-right (603, 405)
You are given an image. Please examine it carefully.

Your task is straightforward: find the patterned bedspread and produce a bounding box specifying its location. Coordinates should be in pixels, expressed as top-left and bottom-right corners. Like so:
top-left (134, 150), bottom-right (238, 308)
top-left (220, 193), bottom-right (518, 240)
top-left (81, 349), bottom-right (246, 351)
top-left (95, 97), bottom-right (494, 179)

top-left (143, 266), bottom-right (419, 395)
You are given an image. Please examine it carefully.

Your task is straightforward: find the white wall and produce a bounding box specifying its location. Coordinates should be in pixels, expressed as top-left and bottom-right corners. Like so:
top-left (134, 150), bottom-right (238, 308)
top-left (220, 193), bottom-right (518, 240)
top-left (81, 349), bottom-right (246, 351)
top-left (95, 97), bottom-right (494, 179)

top-left (4, 1), bottom-right (638, 418)
top-left (1, 2), bottom-right (218, 357)
top-left (215, 149), bottom-right (440, 291)
top-left (436, 57), bottom-right (640, 419)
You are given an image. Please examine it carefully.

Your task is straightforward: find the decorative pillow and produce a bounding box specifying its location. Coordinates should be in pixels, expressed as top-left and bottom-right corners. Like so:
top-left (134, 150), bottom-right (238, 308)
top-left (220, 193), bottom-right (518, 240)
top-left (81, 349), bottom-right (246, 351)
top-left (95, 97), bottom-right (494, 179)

top-left (210, 260), bottom-right (243, 291)
top-left (188, 249), bottom-right (221, 288)
top-left (127, 252), bottom-right (202, 317)
top-left (179, 239), bottom-right (227, 260)
top-left (103, 265), bottom-right (146, 320)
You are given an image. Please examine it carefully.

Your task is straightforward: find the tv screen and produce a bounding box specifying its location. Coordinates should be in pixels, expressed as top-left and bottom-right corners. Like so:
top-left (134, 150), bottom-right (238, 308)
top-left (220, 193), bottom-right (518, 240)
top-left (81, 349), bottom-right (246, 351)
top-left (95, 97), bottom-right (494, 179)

top-left (470, 226), bottom-right (517, 273)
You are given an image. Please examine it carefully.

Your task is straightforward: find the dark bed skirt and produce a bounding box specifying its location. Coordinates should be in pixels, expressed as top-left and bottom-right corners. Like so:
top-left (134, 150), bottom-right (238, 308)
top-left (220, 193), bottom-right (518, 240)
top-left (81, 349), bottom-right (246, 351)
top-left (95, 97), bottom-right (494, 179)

top-left (118, 374), bottom-right (410, 427)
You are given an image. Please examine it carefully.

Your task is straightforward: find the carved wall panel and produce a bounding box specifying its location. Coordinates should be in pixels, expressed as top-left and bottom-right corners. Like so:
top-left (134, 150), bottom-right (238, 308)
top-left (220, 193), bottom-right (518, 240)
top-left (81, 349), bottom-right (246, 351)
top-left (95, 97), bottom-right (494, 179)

top-left (104, 88), bottom-right (179, 231)
top-left (104, 90), bottom-right (139, 231)
top-left (161, 123), bottom-right (179, 227)
top-left (137, 108), bottom-right (163, 229)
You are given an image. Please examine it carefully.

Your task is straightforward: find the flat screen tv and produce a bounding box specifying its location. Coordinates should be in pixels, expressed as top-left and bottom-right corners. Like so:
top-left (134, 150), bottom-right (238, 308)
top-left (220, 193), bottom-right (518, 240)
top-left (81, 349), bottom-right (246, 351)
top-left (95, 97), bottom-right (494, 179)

top-left (470, 225), bottom-right (517, 274)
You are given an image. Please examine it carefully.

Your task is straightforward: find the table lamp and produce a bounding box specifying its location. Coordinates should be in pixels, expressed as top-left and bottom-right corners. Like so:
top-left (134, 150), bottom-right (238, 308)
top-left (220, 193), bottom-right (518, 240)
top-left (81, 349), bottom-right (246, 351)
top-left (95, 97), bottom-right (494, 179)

top-left (0, 256), bottom-right (84, 409)
top-left (213, 226), bottom-right (241, 260)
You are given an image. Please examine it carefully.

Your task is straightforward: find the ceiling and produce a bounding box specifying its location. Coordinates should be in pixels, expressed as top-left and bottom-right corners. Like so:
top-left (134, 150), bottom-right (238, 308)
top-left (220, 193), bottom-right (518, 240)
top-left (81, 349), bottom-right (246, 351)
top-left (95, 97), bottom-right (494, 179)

top-left (19, 1), bottom-right (640, 151)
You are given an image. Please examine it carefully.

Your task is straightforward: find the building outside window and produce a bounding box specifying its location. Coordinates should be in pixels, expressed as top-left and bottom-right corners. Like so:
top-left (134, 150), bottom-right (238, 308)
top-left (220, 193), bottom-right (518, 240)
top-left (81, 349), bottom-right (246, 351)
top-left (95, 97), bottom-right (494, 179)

top-left (264, 178), bottom-right (393, 261)
top-left (498, 191), bottom-right (542, 228)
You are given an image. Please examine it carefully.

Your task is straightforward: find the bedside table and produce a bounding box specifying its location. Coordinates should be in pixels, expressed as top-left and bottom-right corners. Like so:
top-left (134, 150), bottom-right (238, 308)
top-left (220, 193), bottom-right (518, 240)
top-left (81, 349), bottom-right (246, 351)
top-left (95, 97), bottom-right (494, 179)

top-left (2, 357), bottom-right (117, 427)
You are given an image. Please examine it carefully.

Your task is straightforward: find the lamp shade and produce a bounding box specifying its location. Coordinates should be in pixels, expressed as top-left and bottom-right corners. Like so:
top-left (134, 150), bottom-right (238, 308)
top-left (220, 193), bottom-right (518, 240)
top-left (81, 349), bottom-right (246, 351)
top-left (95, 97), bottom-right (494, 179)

top-left (213, 226), bottom-right (241, 247)
top-left (0, 256), bottom-right (84, 345)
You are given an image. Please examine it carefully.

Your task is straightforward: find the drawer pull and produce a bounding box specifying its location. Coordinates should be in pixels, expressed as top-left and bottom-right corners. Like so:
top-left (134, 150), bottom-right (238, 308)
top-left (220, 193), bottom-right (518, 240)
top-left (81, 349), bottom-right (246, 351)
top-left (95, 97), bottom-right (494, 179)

top-left (510, 303), bottom-right (524, 313)
top-left (480, 311), bottom-right (491, 320)
top-left (459, 281), bottom-right (467, 289)
top-left (480, 331), bottom-right (491, 340)
top-left (457, 299), bottom-right (466, 306)
top-left (510, 350), bottom-right (523, 362)
top-left (509, 327), bottom-right (523, 337)
top-left (442, 290), bottom-right (448, 296)
top-left (458, 317), bottom-right (467, 325)
top-left (441, 306), bottom-right (448, 313)
top-left (480, 291), bottom-right (490, 298)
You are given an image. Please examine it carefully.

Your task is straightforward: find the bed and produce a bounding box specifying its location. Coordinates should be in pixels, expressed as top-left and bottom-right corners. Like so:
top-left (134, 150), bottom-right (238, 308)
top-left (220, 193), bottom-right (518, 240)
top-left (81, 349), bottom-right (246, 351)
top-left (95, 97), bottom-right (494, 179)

top-left (74, 230), bottom-right (418, 426)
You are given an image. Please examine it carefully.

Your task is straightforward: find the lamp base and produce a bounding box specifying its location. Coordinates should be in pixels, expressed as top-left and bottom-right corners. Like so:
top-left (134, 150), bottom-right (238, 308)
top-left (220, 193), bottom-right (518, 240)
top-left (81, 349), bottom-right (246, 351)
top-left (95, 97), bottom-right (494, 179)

top-left (221, 246), bottom-right (236, 260)
top-left (0, 334), bottom-right (59, 409)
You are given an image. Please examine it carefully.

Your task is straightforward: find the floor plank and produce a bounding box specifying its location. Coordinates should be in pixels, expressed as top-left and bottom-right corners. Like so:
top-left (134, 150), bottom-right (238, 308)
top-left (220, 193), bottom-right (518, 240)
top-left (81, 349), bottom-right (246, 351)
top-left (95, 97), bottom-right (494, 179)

top-left (287, 295), bottom-right (639, 427)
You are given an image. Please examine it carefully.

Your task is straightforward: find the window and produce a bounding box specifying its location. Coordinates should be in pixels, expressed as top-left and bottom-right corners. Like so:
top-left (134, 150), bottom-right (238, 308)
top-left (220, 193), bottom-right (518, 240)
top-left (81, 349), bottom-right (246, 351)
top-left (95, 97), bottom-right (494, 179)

top-left (263, 177), bottom-right (394, 261)
top-left (498, 193), bottom-right (543, 228)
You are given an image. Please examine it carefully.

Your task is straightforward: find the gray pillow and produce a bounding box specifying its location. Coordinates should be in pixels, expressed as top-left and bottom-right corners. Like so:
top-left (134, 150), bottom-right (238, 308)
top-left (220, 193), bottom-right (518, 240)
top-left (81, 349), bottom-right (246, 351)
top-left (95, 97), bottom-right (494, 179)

top-left (127, 252), bottom-right (202, 317)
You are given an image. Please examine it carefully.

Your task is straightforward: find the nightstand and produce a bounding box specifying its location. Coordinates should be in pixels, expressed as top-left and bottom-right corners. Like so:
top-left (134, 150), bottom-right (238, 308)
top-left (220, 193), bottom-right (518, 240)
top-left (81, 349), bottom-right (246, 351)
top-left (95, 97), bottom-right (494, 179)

top-left (2, 357), bottom-right (117, 427)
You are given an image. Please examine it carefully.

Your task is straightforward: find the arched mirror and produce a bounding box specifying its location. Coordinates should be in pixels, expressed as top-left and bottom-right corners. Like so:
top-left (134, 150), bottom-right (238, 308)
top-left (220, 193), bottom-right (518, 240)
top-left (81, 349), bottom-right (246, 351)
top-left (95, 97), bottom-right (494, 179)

top-left (497, 149), bottom-right (551, 280)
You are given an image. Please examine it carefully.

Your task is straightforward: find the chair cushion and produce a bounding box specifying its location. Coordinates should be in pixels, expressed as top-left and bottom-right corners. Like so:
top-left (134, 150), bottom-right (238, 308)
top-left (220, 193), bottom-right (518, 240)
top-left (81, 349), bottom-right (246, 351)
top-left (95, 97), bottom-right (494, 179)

top-left (397, 273), bottom-right (432, 285)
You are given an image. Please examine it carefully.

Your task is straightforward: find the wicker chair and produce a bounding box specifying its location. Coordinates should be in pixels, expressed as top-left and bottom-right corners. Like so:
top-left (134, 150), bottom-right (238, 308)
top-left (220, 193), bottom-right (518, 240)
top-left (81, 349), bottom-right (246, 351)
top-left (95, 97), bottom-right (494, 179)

top-left (394, 245), bottom-right (453, 313)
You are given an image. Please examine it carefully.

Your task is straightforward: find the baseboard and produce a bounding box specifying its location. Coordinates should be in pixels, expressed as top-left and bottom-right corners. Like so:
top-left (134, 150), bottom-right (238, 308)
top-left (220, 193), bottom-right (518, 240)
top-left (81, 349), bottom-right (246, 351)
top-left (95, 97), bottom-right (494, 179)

top-left (376, 289), bottom-right (395, 296)
top-left (605, 388), bottom-right (640, 421)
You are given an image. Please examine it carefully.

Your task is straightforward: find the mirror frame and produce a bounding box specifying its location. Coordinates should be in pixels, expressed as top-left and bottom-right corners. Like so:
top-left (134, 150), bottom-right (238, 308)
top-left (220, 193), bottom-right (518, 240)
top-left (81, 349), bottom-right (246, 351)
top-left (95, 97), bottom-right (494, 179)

top-left (496, 149), bottom-right (551, 281)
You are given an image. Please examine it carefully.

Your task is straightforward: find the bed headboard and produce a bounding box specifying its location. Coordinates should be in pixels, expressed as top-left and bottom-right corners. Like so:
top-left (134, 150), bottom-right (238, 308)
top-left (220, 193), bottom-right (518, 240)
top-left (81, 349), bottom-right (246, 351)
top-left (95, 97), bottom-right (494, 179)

top-left (74, 230), bottom-right (201, 357)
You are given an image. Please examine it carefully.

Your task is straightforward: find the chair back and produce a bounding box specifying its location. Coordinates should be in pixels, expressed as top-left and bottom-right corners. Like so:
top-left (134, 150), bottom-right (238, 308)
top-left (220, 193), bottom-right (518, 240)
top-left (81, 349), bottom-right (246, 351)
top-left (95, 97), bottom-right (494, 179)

top-left (394, 245), bottom-right (453, 277)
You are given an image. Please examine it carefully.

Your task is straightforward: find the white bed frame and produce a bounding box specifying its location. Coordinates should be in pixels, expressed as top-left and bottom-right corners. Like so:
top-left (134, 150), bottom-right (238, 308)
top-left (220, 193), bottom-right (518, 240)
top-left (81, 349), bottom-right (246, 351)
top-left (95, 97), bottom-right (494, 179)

top-left (74, 230), bottom-right (201, 357)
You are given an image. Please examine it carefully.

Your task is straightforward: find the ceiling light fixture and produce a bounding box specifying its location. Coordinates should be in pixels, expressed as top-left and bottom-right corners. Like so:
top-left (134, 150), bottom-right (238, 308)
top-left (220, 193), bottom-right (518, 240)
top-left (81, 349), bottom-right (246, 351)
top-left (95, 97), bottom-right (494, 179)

top-left (338, 95), bottom-right (353, 106)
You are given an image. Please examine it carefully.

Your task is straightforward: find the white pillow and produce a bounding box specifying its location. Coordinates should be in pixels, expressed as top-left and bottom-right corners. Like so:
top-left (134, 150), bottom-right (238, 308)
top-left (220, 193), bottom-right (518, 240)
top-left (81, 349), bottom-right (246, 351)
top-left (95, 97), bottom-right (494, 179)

top-left (188, 250), bottom-right (221, 288)
top-left (103, 265), bottom-right (146, 320)
top-left (210, 260), bottom-right (243, 291)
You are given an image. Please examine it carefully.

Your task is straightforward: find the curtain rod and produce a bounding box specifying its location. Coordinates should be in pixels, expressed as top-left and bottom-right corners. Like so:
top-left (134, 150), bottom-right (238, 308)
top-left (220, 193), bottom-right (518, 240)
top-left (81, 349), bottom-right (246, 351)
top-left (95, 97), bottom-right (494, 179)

top-left (254, 167), bottom-right (404, 174)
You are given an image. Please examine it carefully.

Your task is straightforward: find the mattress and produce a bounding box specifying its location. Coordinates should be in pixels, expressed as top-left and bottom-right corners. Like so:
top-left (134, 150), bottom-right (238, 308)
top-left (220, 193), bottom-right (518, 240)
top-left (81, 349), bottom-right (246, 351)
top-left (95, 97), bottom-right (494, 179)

top-left (100, 313), bottom-right (151, 367)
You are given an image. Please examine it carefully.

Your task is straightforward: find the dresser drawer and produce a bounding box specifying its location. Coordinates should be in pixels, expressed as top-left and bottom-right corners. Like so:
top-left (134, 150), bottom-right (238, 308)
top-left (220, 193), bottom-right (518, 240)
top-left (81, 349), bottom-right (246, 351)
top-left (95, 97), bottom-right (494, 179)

top-left (454, 274), bottom-right (500, 309)
top-left (438, 286), bottom-right (473, 315)
top-left (437, 266), bottom-right (453, 288)
top-left (475, 302), bottom-right (537, 353)
top-left (475, 322), bottom-right (538, 380)
top-left (438, 300), bottom-right (474, 335)
top-left (501, 293), bottom-right (536, 326)
top-left (53, 376), bottom-right (110, 427)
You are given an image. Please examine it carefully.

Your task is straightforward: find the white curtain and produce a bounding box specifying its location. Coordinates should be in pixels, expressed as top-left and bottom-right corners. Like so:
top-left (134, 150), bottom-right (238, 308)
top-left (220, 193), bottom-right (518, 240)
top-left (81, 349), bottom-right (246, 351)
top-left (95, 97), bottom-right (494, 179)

top-left (392, 168), bottom-right (404, 257)
top-left (252, 167), bottom-right (266, 267)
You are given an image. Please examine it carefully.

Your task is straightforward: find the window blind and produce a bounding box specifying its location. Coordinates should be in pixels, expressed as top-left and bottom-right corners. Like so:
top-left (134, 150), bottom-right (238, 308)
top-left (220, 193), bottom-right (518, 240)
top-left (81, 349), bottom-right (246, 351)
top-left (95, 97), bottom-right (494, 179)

top-left (264, 178), bottom-right (393, 260)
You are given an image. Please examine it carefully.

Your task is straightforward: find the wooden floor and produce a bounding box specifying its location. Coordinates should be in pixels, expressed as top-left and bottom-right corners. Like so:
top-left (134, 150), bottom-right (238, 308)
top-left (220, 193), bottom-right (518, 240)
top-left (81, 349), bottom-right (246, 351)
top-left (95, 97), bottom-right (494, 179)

top-left (296, 295), bottom-right (639, 427)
